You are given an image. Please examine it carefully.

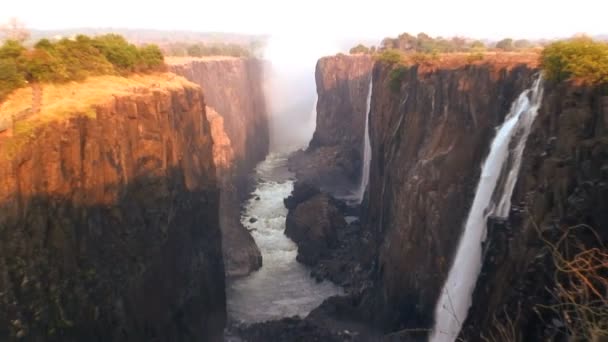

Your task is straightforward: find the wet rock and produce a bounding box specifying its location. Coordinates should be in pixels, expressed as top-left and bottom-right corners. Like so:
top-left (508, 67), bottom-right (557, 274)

top-left (285, 193), bottom-right (345, 265)
top-left (289, 54), bottom-right (373, 192)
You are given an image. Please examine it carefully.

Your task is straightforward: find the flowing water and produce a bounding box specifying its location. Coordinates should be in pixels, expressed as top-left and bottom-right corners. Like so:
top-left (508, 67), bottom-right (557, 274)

top-left (430, 76), bottom-right (544, 342)
top-left (226, 153), bottom-right (342, 323)
top-left (355, 76), bottom-right (373, 203)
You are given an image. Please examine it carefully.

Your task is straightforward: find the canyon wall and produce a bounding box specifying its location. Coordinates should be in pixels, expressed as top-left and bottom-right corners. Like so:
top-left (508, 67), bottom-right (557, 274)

top-left (290, 54), bottom-right (373, 192)
top-left (460, 81), bottom-right (608, 340)
top-left (170, 58), bottom-right (269, 277)
top-left (359, 61), bottom-right (538, 331)
top-left (0, 83), bottom-right (225, 341)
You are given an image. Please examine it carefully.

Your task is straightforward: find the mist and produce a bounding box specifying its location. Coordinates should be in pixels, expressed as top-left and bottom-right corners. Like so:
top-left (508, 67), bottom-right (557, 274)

top-left (263, 34), bottom-right (340, 153)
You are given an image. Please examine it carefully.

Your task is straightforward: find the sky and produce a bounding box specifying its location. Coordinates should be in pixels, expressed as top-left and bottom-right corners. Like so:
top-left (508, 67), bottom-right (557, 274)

top-left (2, 0), bottom-right (607, 41)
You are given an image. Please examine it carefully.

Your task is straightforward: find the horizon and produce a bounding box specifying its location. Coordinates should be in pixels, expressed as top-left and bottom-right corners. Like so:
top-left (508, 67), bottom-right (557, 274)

top-left (3, 0), bottom-right (607, 43)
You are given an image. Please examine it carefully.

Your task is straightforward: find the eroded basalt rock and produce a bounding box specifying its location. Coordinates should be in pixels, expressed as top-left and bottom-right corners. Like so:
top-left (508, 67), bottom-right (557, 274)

top-left (289, 54), bottom-right (373, 192)
top-left (170, 58), bottom-right (269, 277)
top-left (459, 81), bottom-right (608, 341)
top-left (361, 62), bottom-right (538, 331)
top-left (0, 86), bottom-right (225, 341)
top-left (285, 192), bottom-right (345, 266)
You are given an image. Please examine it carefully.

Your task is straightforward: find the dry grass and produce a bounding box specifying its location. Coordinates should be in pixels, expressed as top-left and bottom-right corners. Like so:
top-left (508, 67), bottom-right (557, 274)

top-left (410, 51), bottom-right (540, 74)
top-left (528, 210), bottom-right (608, 341)
top-left (0, 72), bottom-right (196, 159)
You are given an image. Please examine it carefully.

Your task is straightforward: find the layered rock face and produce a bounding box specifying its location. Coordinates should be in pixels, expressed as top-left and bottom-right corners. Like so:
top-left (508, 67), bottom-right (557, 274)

top-left (170, 58), bottom-right (269, 277)
top-left (361, 62), bottom-right (538, 330)
top-left (290, 54), bottom-right (373, 191)
top-left (0, 85), bottom-right (225, 340)
top-left (460, 81), bottom-right (608, 340)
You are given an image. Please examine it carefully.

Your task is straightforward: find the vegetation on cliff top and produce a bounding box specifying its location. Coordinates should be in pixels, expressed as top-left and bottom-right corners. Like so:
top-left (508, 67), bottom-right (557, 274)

top-left (351, 32), bottom-right (541, 56)
top-left (0, 34), bottom-right (165, 102)
top-left (0, 73), bottom-right (193, 160)
top-left (163, 41), bottom-right (258, 58)
top-left (540, 37), bottom-right (608, 84)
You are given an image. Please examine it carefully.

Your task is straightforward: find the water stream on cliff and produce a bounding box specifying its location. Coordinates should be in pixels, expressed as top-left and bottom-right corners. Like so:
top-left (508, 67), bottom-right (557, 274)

top-left (430, 76), bottom-right (544, 342)
top-left (226, 153), bottom-right (342, 323)
top-left (355, 76), bottom-right (373, 203)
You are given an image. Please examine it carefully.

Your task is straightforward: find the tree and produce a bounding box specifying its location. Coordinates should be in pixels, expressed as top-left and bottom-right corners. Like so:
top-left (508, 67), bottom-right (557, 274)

top-left (470, 40), bottom-right (486, 50)
top-left (496, 38), bottom-right (515, 51)
top-left (92, 34), bottom-right (139, 72)
top-left (0, 58), bottom-right (25, 100)
top-left (138, 44), bottom-right (164, 70)
top-left (0, 40), bottom-right (25, 59)
top-left (514, 39), bottom-right (532, 49)
top-left (187, 44), bottom-right (203, 57)
top-left (541, 37), bottom-right (608, 84)
top-left (0, 17), bottom-right (30, 42)
top-left (349, 44), bottom-right (370, 54)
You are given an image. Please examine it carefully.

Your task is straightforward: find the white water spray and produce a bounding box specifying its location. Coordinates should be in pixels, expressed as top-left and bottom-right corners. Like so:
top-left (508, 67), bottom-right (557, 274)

top-left (356, 76), bottom-right (373, 203)
top-left (430, 76), bottom-right (544, 342)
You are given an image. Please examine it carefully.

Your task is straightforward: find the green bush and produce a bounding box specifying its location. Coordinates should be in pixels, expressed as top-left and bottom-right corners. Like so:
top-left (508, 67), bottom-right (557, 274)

top-left (349, 44), bottom-right (370, 54)
top-left (389, 66), bottom-right (409, 93)
top-left (0, 34), bottom-right (167, 102)
top-left (0, 40), bottom-right (25, 59)
top-left (138, 44), bottom-right (165, 71)
top-left (376, 49), bottom-right (403, 64)
top-left (92, 34), bottom-right (139, 72)
top-left (0, 58), bottom-right (25, 100)
top-left (466, 52), bottom-right (485, 63)
top-left (541, 38), bottom-right (608, 84)
top-left (410, 52), bottom-right (438, 65)
top-left (496, 38), bottom-right (515, 51)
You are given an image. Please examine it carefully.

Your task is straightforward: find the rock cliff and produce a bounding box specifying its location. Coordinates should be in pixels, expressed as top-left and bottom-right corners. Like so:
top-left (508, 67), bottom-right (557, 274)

top-left (0, 77), bottom-right (225, 341)
top-left (169, 57), bottom-right (269, 277)
top-left (359, 61), bottom-right (538, 331)
top-left (460, 81), bottom-right (608, 340)
top-left (289, 54), bottom-right (373, 192)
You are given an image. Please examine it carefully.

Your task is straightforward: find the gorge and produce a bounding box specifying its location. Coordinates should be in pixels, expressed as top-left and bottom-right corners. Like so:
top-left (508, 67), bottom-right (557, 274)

top-left (0, 39), bottom-right (606, 342)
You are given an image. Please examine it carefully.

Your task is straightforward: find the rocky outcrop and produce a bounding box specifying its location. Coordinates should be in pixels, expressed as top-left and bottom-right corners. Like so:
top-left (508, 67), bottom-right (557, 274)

top-left (289, 54), bottom-right (373, 192)
top-left (285, 188), bottom-right (345, 266)
top-left (460, 81), bottom-right (608, 340)
top-left (0, 84), bottom-right (225, 340)
top-left (170, 57), bottom-right (268, 277)
top-left (361, 61), bottom-right (538, 331)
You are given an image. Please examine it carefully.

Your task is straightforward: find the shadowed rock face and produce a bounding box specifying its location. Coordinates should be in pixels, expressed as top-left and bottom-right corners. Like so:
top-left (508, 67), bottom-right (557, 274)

top-left (460, 82), bottom-right (608, 341)
top-left (290, 54), bottom-right (373, 192)
top-left (361, 62), bottom-right (537, 331)
top-left (170, 58), bottom-right (269, 277)
top-left (0, 86), bottom-right (226, 341)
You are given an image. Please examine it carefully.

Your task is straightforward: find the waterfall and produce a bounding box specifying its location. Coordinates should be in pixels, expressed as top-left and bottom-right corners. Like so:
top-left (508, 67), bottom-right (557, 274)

top-left (356, 76), bottom-right (373, 203)
top-left (430, 76), bottom-right (544, 342)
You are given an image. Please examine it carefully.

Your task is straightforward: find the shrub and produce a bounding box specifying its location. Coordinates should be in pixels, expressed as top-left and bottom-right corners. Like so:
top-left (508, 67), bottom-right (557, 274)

top-left (541, 38), bottom-right (608, 84)
top-left (0, 34), bottom-right (166, 102)
top-left (349, 44), bottom-right (370, 54)
top-left (187, 44), bottom-right (203, 57)
top-left (470, 40), bottom-right (486, 50)
top-left (138, 44), bottom-right (165, 71)
top-left (376, 49), bottom-right (403, 64)
top-left (389, 66), bottom-right (409, 93)
top-left (409, 52), bottom-right (438, 65)
top-left (22, 48), bottom-right (64, 82)
top-left (0, 40), bottom-right (25, 59)
top-left (466, 52), bottom-right (485, 63)
top-left (496, 38), bottom-right (515, 51)
top-left (0, 58), bottom-right (25, 100)
top-left (92, 34), bottom-right (140, 72)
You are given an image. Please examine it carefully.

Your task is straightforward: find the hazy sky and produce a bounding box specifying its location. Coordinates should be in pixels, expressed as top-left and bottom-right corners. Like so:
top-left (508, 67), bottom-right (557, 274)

top-left (3, 0), bottom-right (606, 40)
